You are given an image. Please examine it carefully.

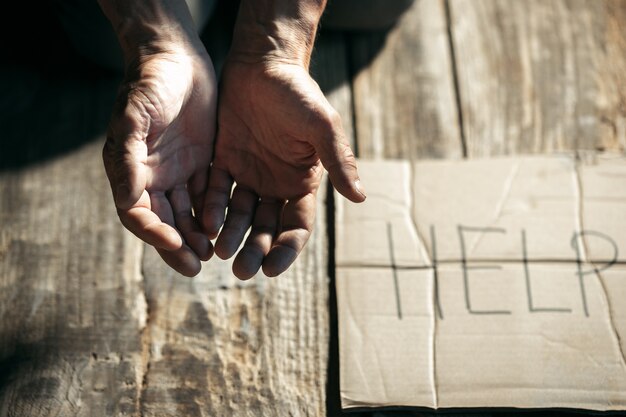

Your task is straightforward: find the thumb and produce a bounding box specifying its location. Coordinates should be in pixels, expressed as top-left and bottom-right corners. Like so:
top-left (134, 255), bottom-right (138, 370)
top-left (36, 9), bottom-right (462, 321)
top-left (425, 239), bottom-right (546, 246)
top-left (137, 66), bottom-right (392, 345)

top-left (311, 111), bottom-right (366, 203)
top-left (102, 94), bottom-right (148, 210)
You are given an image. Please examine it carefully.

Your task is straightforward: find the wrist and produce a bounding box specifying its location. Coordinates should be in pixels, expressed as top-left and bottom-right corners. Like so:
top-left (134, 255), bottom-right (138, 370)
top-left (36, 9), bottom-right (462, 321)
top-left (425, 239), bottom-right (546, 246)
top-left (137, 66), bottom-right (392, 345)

top-left (229, 0), bottom-right (326, 67)
top-left (98, 0), bottom-right (204, 65)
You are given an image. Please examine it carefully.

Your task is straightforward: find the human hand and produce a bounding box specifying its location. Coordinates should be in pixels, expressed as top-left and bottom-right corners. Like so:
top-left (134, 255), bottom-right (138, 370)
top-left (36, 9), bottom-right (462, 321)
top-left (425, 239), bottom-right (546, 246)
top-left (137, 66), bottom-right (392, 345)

top-left (103, 45), bottom-right (217, 277)
top-left (203, 56), bottom-right (365, 279)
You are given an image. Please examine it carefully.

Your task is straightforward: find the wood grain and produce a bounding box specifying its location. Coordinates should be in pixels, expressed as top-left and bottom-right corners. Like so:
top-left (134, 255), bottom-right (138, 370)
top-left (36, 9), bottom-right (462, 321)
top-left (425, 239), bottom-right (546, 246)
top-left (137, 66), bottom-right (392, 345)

top-left (139, 181), bottom-right (329, 417)
top-left (350, 0), bottom-right (463, 160)
top-left (0, 140), bottom-right (146, 416)
top-left (449, 0), bottom-right (626, 156)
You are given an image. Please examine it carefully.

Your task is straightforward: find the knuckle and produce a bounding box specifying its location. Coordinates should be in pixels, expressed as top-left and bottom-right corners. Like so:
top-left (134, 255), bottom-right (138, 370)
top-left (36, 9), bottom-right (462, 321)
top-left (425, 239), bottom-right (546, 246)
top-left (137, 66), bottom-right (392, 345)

top-left (282, 221), bottom-right (314, 234)
top-left (202, 202), bottom-right (227, 214)
top-left (340, 144), bottom-right (357, 166)
top-left (310, 107), bottom-right (342, 138)
top-left (327, 108), bottom-right (342, 128)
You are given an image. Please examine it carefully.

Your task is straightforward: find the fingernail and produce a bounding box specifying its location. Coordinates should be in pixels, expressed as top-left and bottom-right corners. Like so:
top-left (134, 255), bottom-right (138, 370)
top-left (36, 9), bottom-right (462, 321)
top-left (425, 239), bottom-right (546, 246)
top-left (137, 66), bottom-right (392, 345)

top-left (115, 184), bottom-right (130, 206)
top-left (355, 179), bottom-right (366, 200)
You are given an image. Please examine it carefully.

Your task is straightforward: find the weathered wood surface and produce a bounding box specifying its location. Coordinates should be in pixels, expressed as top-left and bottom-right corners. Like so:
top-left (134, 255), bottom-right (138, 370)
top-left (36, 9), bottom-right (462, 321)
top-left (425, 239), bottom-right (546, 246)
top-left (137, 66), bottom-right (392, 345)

top-left (449, 0), bottom-right (626, 156)
top-left (0, 141), bottom-right (146, 416)
top-left (3, 0), bottom-right (626, 416)
top-left (350, 0), bottom-right (463, 160)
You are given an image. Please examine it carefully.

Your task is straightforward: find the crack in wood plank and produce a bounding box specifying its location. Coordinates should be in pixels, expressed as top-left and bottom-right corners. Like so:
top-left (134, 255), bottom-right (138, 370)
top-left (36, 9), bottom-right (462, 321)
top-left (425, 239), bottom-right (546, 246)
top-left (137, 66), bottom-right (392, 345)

top-left (138, 243), bottom-right (151, 417)
top-left (444, 0), bottom-right (468, 158)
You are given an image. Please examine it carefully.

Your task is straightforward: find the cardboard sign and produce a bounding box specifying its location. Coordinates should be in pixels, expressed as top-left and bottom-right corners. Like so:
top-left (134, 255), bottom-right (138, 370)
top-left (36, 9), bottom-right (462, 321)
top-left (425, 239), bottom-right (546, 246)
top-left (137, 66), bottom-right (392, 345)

top-left (336, 154), bottom-right (626, 411)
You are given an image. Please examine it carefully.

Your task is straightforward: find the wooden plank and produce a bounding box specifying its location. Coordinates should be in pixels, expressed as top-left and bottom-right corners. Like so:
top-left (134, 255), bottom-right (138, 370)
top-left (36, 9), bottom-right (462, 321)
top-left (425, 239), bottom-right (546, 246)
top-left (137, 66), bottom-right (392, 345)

top-left (140, 179), bottom-right (329, 417)
top-left (449, 0), bottom-right (626, 156)
top-left (0, 140), bottom-right (146, 416)
top-left (311, 32), bottom-right (356, 149)
top-left (349, 0), bottom-right (463, 160)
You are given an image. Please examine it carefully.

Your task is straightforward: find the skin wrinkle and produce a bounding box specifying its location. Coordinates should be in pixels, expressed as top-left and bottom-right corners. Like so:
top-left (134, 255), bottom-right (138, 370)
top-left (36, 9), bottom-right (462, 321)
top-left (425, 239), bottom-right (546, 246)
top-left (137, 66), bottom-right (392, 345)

top-left (322, 144), bottom-right (357, 172)
top-left (106, 141), bottom-right (147, 199)
top-left (100, 0), bottom-right (203, 59)
top-left (233, 0), bottom-right (325, 66)
top-left (219, 143), bottom-right (320, 199)
top-left (216, 64), bottom-right (328, 181)
top-left (130, 60), bottom-right (214, 190)
top-left (109, 101), bottom-right (150, 148)
top-left (119, 91), bottom-right (158, 152)
top-left (146, 141), bottom-right (209, 177)
top-left (135, 62), bottom-right (195, 129)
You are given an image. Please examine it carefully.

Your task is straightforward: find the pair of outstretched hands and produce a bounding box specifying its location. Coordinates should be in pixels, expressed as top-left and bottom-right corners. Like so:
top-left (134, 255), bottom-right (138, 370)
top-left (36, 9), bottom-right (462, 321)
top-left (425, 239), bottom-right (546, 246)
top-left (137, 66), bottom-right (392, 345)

top-left (101, 0), bottom-right (365, 279)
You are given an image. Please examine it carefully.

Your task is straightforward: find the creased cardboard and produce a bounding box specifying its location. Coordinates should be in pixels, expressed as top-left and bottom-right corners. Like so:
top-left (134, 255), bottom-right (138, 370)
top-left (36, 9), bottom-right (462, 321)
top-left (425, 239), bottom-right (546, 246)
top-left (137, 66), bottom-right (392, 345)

top-left (336, 154), bottom-right (626, 411)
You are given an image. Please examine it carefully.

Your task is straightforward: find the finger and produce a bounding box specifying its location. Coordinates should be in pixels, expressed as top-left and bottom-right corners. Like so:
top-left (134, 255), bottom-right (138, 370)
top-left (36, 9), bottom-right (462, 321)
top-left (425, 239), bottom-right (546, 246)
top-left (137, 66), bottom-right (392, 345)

top-left (232, 199), bottom-right (283, 280)
top-left (169, 185), bottom-right (213, 261)
top-left (103, 93), bottom-right (149, 210)
top-left (188, 170), bottom-right (209, 218)
top-left (117, 190), bottom-right (183, 251)
top-left (214, 186), bottom-right (257, 260)
top-left (151, 191), bottom-right (203, 276)
top-left (150, 191), bottom-right (175, 225)
top-left (202, 167), bottom-right (233, 239)
top-left (263, 193), bottom-right (316, 277)
top-left (311, 110), bottom-right (366, 203)
top-left (156, 247), bottom-right (202, 277)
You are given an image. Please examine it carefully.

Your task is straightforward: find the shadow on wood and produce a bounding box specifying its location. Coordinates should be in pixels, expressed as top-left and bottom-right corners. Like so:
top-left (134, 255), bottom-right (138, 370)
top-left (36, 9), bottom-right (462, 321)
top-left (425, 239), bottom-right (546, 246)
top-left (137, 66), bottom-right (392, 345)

top-left (0, 0), bottom-right (119, 171)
